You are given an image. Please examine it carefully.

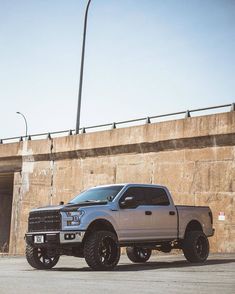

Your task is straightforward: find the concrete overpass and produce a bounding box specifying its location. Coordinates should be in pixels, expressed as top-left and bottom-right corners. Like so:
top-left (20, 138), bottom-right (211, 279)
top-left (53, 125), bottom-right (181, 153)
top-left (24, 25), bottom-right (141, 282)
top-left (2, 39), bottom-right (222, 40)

top-left (0, 111), bottom-right (234, 254)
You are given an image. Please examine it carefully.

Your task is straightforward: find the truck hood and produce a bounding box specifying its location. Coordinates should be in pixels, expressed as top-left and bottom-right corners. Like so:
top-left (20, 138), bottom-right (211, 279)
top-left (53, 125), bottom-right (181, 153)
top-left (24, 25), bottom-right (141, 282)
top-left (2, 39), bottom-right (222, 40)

top-left (30, 201), bottom-right (109, 213)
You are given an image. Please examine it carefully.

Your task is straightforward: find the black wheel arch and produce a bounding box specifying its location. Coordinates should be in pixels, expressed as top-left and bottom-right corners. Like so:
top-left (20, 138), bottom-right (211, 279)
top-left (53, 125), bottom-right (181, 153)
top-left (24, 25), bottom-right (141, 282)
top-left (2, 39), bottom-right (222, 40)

top-left (83, 219), bottom-right (118, 244)
top-left (184, 220), bottom-right (203, 238)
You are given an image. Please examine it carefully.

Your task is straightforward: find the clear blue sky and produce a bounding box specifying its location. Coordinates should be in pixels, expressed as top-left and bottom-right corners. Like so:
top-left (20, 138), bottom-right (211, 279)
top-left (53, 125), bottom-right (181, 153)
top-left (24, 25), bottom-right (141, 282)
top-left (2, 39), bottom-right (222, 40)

top-left (0, 0), bottom-right (234, 139)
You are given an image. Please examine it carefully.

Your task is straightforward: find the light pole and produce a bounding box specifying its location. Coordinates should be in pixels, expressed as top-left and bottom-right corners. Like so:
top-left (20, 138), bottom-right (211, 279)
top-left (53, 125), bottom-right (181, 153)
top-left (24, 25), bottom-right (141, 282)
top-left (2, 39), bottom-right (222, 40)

top-left (16, 111), bottom-right (28, 138)
top-left (76, 0), bottom-right (92, 134)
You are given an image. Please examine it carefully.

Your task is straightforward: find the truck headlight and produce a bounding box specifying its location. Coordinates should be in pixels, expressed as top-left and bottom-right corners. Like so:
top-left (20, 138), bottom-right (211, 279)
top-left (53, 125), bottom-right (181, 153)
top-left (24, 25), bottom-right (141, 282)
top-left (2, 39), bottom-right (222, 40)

top-left (66, 210), bottom-right (84, 226)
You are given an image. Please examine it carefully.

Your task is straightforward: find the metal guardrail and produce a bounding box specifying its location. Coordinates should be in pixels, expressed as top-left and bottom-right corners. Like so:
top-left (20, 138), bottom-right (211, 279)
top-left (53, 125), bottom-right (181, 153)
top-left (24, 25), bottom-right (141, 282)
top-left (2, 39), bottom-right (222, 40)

top-left (1, 103), bottom-right (234, 144)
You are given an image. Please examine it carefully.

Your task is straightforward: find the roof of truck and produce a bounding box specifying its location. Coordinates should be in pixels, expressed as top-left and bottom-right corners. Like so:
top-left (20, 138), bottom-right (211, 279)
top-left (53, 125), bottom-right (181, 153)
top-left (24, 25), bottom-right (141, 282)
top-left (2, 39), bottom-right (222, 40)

top-left (90, 183), bottom-right (167, 189)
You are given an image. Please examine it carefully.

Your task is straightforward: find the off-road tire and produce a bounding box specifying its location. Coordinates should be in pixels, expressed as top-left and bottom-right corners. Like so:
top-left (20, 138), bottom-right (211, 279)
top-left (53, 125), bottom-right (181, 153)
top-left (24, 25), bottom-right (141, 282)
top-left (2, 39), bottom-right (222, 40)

top-left (84, 230), bottom-right (120, 271)
top-left (183, 231), bottom-right (209, 263)
top-left (26, 244), bottom-right (60, 269)
top-left (126, 247), bottom-right (152, 263)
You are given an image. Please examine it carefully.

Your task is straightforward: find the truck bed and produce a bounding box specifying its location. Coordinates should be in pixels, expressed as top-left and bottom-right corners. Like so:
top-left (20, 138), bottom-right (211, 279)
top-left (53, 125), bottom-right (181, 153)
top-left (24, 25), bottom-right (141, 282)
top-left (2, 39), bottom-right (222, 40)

top-left (176, 205), bottom-right (213, 239)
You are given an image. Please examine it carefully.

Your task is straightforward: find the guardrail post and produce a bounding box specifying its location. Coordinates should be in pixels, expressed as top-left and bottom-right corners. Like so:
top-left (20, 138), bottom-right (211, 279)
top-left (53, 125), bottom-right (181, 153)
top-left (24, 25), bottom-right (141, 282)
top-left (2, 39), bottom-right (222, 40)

top-left (185, 110), bottom-right (191, 118)
top-left (146, 117), bottom-right (151, 124)
top-left (81, 128), bottom-right (86, 134)
top-left (0, 139), bottom-right (3, 144)
top-left (47, 133), bottom-right (52, 140)
top-left (19, 137), bottom-right (23, 142)
top-left (112, 123), bottom-right (116, 129)
top-left (27, 135), bottom-right (31, 141)
top-left (231, 103), bottom-right (235, 111)
top-left (69, 130), bottom-right (73, 136)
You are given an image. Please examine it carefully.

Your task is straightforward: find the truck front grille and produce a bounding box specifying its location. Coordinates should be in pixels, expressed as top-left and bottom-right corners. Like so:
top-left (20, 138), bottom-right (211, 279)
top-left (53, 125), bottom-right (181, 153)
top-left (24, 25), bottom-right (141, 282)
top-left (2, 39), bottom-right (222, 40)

top-left (28, 210), bottom-right (61, 232)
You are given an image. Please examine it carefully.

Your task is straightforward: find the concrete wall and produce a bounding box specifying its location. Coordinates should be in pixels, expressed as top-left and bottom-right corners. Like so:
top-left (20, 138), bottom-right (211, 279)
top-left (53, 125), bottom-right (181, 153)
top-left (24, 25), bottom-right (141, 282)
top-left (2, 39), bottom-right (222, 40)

top-left (0, 111), bottom-right (234, 254)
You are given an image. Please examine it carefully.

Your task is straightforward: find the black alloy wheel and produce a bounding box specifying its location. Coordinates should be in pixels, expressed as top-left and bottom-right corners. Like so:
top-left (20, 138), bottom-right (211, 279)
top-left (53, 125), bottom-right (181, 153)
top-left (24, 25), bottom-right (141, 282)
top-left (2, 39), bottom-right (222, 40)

top-left (99, 236), bottom-right (118, 265)
top-left (126, 247), bottom-right (152, 263)
top-left (26, 244), bottom-right (60, 269)
top-left (183, 231), bottom-right (209, 263)
top-left (195, 235), bottom-right (208, 259)
top-left (84, 230), bottom-right (120, 270)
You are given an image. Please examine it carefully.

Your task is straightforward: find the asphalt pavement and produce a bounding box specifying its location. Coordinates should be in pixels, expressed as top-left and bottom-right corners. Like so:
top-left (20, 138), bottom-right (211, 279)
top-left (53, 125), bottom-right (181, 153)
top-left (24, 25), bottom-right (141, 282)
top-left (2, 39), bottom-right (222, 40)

top-left (0, 253), bottom-right (234, 294)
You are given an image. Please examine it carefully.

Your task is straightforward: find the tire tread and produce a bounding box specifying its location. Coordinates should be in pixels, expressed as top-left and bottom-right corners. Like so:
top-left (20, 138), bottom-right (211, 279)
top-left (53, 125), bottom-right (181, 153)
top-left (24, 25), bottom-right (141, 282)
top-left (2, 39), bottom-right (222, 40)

top-left (25, 244), bottom-right (59, 269)
top-left (84, 230), bottom-right (120, 271)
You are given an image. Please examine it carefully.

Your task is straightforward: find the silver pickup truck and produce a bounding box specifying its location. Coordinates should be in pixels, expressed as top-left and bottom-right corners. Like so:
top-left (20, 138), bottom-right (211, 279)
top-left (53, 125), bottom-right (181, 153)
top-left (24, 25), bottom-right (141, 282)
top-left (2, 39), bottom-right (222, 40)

top-left (25, 184), bottom-right (214, 270)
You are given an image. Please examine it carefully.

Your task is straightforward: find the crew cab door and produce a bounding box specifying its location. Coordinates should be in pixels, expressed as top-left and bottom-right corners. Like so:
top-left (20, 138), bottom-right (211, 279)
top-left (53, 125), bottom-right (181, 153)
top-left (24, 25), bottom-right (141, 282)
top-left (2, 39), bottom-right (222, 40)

top-left (144, 187), bottom-right (178, 240)
top-left (118, 186), bottom-right (177, 241)
top-left (118, 187), bottom-right (154, 241)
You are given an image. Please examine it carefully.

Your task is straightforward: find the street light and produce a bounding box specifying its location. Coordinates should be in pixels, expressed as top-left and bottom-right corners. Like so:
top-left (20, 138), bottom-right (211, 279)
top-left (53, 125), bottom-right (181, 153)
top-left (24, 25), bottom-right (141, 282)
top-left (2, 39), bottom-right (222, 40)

top-left (76, 0), bottom-right (92, 134)
top-left (16, 112), bottom-right (28, 138)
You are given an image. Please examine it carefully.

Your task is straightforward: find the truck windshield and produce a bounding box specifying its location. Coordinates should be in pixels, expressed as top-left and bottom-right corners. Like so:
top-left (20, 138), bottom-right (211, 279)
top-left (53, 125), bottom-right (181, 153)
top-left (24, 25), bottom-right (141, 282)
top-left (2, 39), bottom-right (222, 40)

top-left (69, 185), bottom-right (124, 204)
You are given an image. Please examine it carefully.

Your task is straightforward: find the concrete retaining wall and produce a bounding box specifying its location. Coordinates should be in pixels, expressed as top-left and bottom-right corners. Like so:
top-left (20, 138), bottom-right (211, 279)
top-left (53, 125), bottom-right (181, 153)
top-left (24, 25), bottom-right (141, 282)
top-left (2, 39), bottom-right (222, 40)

top-left (0, 111), bottom-right (234, 254)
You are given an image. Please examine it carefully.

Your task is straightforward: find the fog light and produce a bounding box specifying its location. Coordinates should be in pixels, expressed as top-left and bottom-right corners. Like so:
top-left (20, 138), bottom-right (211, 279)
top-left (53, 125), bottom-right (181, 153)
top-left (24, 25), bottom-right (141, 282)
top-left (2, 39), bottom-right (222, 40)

top-left (64, 233), bottom-right (75, 240)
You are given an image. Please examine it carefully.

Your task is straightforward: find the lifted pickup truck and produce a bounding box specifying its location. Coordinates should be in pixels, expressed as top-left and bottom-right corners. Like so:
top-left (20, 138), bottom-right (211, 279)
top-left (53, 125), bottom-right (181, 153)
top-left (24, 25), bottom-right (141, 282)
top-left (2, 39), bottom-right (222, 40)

top-left (25, 184), bottom-right (214, 270)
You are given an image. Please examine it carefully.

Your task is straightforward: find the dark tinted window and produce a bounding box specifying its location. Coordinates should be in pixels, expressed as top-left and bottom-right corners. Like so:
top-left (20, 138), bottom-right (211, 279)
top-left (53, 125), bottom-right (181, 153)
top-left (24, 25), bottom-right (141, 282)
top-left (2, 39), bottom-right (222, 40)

top-left (121, 187), bottom-right (170, 206)
top-left (121, 187), bottom-right (145, 206)
top-left (145, 188), bottom-right (170, 206)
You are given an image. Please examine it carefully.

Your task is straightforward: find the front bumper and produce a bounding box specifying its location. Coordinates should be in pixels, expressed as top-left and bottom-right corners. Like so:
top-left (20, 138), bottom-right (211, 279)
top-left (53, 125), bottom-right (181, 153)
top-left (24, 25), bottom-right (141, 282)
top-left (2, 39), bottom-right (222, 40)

top-left (25, 231), bottom-right (85, 247)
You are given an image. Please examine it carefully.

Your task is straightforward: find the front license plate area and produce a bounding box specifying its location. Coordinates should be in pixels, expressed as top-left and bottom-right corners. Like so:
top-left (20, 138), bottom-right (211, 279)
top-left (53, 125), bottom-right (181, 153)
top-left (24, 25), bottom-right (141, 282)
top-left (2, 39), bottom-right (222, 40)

top-left (34, 235), bottom-right (44, 244)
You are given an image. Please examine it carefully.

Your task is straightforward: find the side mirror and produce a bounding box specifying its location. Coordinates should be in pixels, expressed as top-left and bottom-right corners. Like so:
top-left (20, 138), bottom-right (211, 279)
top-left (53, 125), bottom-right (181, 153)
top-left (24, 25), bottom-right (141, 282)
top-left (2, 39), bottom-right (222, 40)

top-left (107, 195), bottom-right (114, 202)
top-left (120, 196), bottom-right (136, 208)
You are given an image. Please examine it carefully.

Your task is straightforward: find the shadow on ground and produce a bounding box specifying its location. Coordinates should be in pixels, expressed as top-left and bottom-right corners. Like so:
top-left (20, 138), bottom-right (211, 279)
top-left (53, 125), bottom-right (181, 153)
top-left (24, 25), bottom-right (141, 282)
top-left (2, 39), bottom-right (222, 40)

top-left (49, 258), bottom-right (235, 272)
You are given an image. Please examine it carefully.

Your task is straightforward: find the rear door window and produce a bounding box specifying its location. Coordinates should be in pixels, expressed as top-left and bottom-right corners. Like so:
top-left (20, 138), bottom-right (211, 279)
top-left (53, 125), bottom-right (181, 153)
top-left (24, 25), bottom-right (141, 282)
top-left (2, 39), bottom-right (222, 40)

top-left (144, 187), bottom-right (170, 206)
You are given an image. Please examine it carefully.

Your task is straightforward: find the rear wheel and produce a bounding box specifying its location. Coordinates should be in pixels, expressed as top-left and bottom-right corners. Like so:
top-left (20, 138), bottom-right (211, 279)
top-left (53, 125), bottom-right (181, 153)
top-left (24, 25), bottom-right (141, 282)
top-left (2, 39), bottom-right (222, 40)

top-left (26, 244), bottom-right (60, 269)
top-left (126, 247), bottom-right (152, 263)
top-left (183, 231), bottom-right (209, 263)
top-left (84, 230), bottom-right (120, 271)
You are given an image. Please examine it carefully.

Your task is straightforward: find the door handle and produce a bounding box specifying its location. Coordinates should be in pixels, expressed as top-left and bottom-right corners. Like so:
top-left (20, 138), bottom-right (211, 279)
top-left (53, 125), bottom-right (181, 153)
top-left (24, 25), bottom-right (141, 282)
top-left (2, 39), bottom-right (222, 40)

top-left (145, 211), bottom-right (152, 215)
top-left (169, 211), bottom-right (175, 216)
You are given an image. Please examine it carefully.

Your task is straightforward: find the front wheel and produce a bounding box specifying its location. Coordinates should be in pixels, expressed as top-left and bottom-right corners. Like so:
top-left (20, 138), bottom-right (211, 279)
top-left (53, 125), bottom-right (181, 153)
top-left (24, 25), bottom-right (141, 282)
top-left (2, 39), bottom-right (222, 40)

top-left (126, 247), bottom-right (152, 263)
top-left (183, 231), bottom-right (209, 263)
top-left (84, 230), bottom-right (120, 271)
top-left (26, 244), bottom-right (60, 269)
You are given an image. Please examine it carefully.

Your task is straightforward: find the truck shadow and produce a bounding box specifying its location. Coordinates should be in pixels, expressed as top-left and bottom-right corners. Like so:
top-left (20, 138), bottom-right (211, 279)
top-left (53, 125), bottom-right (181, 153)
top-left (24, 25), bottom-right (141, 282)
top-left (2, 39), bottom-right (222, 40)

top-left (52, 258), bottom-right (235, 272)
